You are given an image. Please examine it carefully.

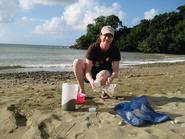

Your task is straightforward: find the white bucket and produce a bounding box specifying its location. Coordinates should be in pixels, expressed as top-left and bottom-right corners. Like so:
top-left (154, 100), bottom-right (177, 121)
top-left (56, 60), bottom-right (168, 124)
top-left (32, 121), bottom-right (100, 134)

top-left (61, 83), bottom-right (78, 111)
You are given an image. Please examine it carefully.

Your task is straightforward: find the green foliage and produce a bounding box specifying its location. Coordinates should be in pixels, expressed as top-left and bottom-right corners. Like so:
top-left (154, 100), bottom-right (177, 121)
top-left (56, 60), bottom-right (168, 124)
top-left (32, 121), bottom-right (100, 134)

top-left (71, 15), bottom-right (123, 49)
top-left (71, 4), bottom-right (185, 54)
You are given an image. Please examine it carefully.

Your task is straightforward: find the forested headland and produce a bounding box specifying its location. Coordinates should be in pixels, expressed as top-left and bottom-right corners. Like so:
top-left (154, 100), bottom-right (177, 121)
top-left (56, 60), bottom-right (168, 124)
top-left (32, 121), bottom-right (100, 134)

top-left (70, 5), bottom-right (185, 54)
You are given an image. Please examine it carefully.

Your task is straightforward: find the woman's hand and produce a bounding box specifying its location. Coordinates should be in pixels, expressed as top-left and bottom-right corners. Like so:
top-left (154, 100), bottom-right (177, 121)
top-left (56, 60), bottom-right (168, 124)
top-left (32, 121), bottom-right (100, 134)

top-left (106, 77), bottom-right (113, 85)
top-left (89, 80), bottom-right (95, 89)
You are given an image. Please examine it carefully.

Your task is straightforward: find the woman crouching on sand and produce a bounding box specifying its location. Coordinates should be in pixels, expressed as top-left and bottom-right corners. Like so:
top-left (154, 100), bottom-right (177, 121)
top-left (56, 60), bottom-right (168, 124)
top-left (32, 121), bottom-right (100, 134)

top-left (73, 25), bottom-right (121, 101)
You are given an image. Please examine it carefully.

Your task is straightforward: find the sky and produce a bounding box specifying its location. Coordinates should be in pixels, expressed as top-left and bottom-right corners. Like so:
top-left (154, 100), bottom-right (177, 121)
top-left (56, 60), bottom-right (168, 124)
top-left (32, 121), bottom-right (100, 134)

top-left (0, 0), bottom-right (184, 46)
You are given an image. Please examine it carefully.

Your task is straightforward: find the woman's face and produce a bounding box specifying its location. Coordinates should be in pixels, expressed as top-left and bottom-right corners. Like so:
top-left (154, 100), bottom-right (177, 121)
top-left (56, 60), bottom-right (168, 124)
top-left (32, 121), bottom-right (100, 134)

top-left (100, 33), bottom-right (113, 51)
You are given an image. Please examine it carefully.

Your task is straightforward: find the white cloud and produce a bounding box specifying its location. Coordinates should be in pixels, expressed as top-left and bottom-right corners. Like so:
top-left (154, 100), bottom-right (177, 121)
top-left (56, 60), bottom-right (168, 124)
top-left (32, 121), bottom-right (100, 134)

top-left (63, 0), bottom-right (125, 30)
top-left (33, 16), bottom-right (64, 34)
top-left (0, 24), bottom-right (7, 37)
top-left (19, 0), bottom-right (34, 10)
top-left (20, 16), bottom-right (33, 25)
top-left (144, 9), bottom-right (158, 20)
top-left (19, 0), bottom-right (75, 10)
top-left (132, 17), bottom-right (140, 26)
top-left (0, 0), bottom-right (19, 23)
top-left (33, 0), bottom-right (75, 5)
top-left (33, 0), bottom-right (125, 34)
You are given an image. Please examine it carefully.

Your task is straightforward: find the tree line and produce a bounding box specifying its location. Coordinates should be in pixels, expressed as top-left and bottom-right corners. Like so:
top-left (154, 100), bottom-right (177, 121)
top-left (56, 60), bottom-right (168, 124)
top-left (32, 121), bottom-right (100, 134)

top-left (70, 5), bottom-right (185, 54)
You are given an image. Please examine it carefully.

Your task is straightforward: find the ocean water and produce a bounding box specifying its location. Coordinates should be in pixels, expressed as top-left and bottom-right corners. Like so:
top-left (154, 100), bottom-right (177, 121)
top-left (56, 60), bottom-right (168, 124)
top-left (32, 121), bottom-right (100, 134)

top-left (0, 43), bottom-right (185, 73)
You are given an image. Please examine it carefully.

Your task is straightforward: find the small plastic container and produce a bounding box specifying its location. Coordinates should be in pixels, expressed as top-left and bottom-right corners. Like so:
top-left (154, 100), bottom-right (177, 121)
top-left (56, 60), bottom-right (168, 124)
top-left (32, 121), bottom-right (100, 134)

top-left (88, 107), bottom-right (97, 112)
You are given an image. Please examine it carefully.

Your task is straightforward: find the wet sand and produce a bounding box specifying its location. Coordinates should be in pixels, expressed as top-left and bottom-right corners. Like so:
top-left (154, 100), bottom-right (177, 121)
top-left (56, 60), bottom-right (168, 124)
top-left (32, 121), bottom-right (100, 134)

top-left (0, 63), bottom-right (185, 139)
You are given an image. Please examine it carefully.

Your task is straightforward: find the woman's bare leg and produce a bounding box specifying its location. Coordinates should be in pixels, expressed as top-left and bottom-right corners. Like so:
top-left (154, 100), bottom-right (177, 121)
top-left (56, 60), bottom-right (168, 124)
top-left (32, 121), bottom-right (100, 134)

top-left (73, 59), bottom-right (86, 93)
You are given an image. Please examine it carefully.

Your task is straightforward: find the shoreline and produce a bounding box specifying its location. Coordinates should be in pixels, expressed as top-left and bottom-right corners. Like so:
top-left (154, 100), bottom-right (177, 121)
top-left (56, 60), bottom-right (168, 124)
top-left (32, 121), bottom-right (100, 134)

top-left (1, 61), bottom-right (185, 75)
top-left (0, 62), bottom-right (185, 139)
top-left (1, 60), bottom-right (185, 74)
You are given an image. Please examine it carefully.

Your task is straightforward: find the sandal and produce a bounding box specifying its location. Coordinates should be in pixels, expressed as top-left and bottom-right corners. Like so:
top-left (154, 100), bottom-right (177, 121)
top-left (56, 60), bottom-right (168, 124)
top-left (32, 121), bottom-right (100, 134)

top-left (100, 91), bottom-right (111, 99)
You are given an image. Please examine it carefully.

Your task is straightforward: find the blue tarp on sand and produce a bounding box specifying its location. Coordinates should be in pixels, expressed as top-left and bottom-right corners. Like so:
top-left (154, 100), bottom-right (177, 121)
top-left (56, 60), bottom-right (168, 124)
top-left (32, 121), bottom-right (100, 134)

top-left (114, 96), bottom-right (170, 126)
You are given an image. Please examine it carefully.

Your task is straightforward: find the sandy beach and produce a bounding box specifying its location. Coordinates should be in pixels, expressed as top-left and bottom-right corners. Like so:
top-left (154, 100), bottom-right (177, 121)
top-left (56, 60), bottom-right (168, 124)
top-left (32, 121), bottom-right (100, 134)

top-left (0, 63), bottom-right (185, 139)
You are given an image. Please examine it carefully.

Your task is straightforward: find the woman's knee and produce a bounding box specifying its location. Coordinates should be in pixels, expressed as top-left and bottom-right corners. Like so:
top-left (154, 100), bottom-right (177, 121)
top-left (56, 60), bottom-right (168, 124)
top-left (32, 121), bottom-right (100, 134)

top-left (96, 70), bottom-right (111, 78)
top-left (96, 70), bottom-right (111, 84)
top-left (73, 59), bottom-right (83, 67)
top-left (73, 59), bottom-right (85, 70)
